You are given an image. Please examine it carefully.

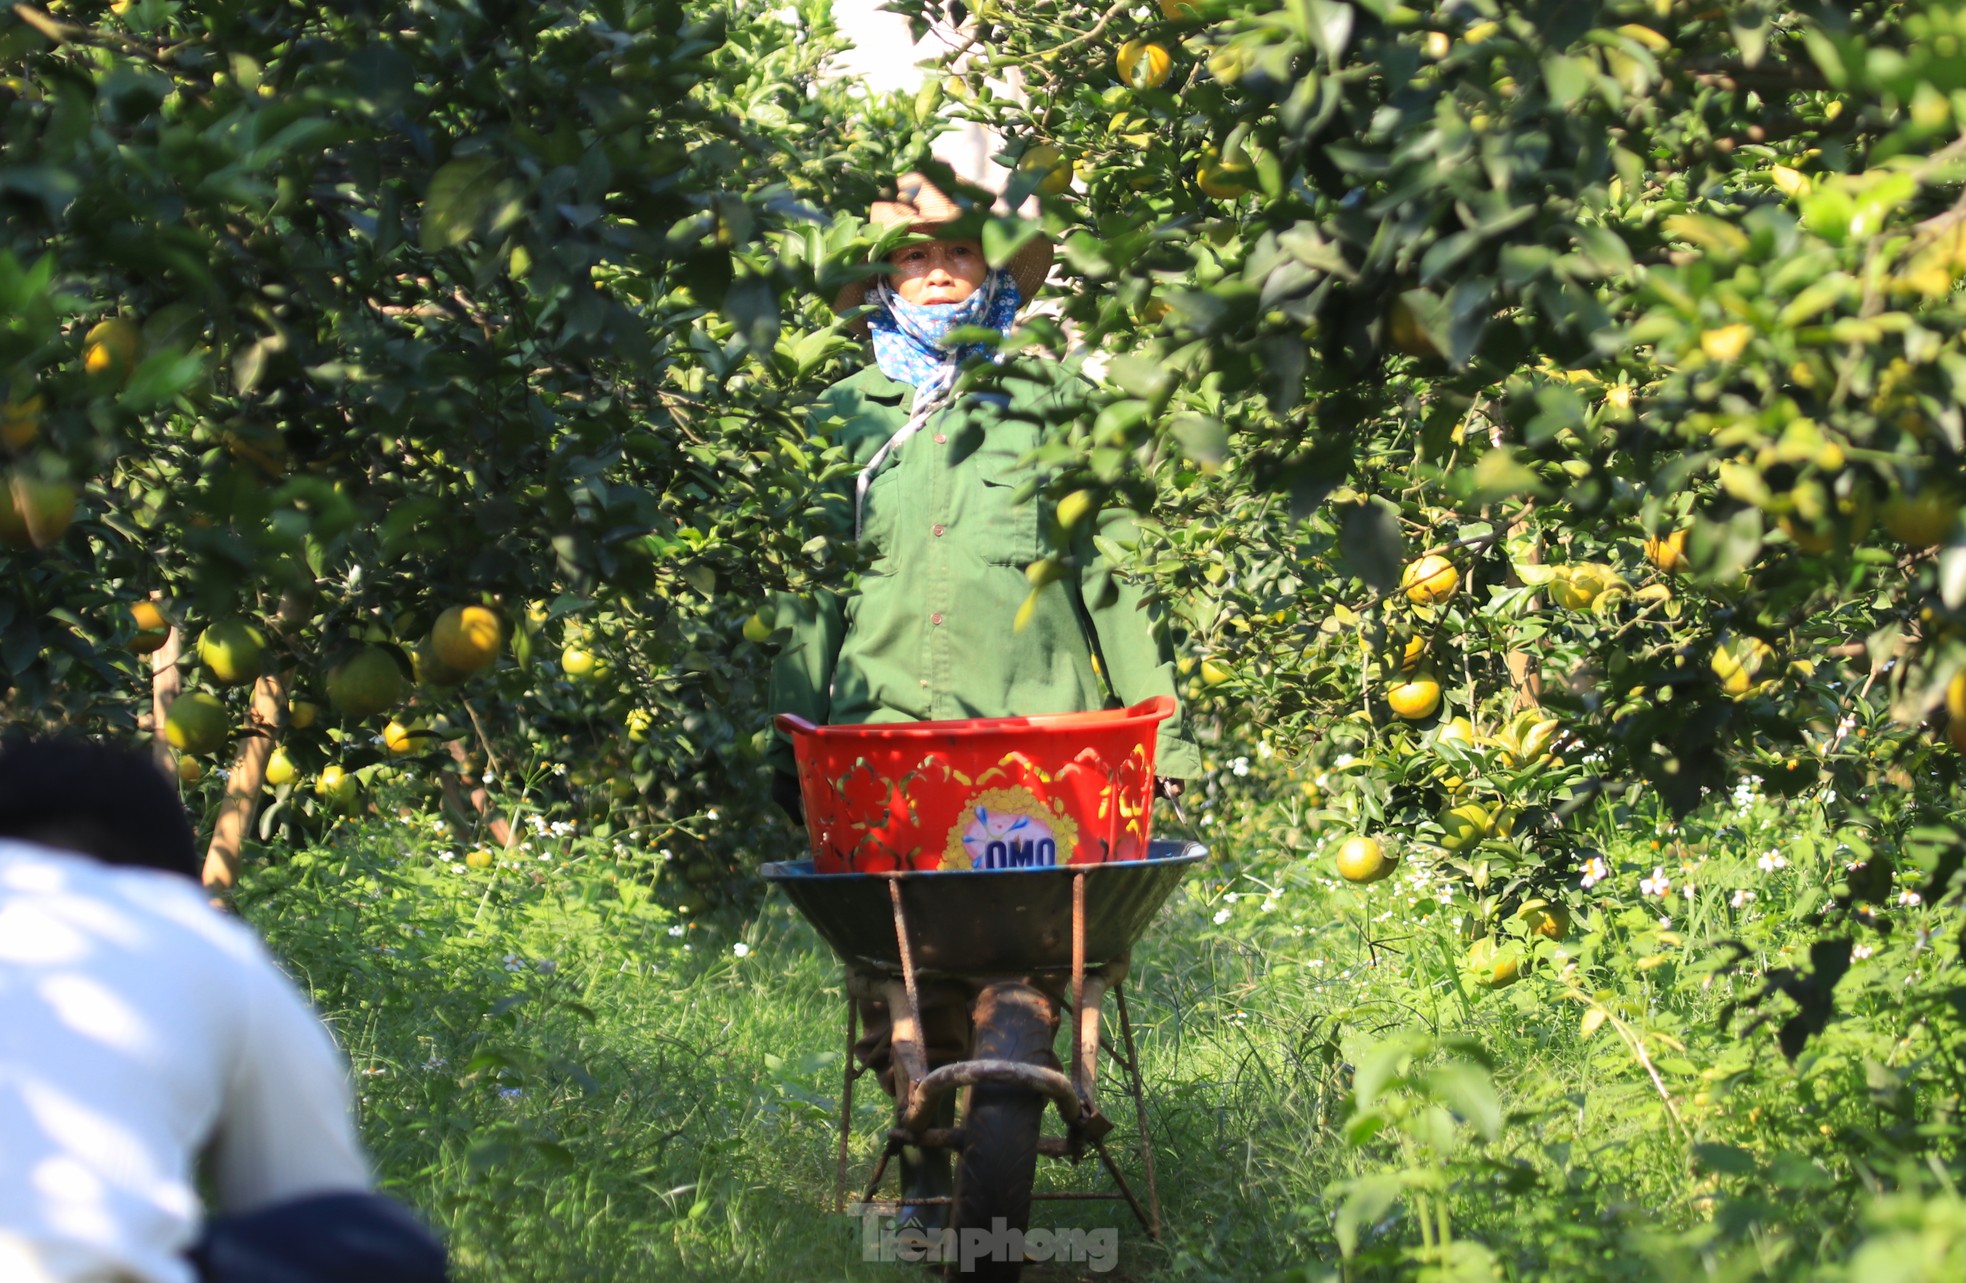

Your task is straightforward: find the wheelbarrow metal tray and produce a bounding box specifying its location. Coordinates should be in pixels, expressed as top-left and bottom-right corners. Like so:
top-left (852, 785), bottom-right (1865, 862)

top-left (762, 840), bottom-right (1206, 975)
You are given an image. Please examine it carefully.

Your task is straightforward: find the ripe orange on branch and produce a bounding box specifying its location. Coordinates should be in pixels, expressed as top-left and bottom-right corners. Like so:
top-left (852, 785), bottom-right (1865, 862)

top-left (327, 646), bottom-right (408, 719)
top-left (1401, 554), bottom-right (1458, 605)
top-left (198, 620), bottom-right (266, 686)
top-left (1644, 528), bottom-right (1688, 573)
top-left (164, 693), bottom-right (229, 756)
top-left (83, 318), bottom-right (141, 386)
top-left (127, 601), bottom-right (171, 655)
top-left (430, 604), bottom-right (502, 673)
top-left (1334, 835), bottom-right (1395, 884)
top-left (0, 471), bottom-right (77, 550)
top-left (1117, 40), bottom-right (1173, 90)
top-left (1387, 665), bottom-right (1443, 720)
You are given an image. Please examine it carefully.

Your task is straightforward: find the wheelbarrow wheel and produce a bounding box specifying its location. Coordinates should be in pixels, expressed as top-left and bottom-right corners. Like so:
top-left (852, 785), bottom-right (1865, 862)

top-left (950, 982), bottom-right (1056, 1281)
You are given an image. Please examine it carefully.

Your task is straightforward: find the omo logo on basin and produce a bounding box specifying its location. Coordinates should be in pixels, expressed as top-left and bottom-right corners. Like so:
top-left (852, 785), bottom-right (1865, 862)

top-left (946, 787), bottom-right (1080, 870)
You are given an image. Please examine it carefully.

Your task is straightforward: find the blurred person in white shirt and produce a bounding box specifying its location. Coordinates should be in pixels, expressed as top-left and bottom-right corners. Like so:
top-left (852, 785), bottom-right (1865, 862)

top-left (0, 736), bottom-right (446, 1283)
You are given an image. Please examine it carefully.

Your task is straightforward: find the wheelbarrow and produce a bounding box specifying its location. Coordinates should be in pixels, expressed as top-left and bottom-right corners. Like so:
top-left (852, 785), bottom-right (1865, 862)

top-left (762, 839), bottom-right (1206, 1279)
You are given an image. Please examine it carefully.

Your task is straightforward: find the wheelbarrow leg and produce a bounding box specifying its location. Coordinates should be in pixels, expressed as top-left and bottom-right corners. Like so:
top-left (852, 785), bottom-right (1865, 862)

top-left (1115, 982), bottom-right (1163, 1240)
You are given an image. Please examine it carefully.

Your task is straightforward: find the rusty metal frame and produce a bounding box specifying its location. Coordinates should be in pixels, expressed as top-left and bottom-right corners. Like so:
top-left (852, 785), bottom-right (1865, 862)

top-left (830, 866), bottom-right (1167, 1239)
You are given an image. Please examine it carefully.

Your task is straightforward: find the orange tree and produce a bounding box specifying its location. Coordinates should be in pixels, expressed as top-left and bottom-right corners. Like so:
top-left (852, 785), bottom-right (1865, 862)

top-left (0, 0), bottom-right (930, 884)
top-left (891, 0), bottom-right (1966, 1014)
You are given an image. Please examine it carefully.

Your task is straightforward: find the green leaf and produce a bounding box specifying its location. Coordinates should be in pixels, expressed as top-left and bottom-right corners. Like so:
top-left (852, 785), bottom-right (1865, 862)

top-left (981, 216), bottom-right (1041, 271)
top-left (421, 155), bottom-right (509, 252)
top-left (1170, 413), bottom-right (1227, 468)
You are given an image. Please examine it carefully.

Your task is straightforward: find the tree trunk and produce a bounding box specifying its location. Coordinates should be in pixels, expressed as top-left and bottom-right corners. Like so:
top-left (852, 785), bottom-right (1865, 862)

top-left (441, 737), bottom-right (513, 849)
top-left (149, 620), bottom-right (182, 774)
top-left (202, 671), bottom-right (287, 891)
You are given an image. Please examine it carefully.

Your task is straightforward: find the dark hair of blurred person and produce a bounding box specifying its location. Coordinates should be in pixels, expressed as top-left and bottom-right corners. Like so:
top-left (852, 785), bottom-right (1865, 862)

top-left (0, 736), bottom-right (200, 879)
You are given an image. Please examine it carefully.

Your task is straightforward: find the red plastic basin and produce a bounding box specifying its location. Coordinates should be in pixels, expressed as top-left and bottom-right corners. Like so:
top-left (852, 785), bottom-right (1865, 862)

top-left (776, 695), bottom-right (1175, 873)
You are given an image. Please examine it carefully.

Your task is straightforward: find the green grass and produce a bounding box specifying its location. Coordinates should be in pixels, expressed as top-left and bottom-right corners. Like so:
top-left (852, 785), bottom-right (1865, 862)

top-left (238, 780), bottom-right (1966, 1282)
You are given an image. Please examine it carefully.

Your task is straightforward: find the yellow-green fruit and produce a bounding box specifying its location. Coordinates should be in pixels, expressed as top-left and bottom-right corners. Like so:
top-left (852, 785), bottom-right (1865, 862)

top-left (0, 473), bottom-right (77, 549)
top-left (1387, 667), bottom-right (1442, 720)
top-left (412, 640), bottom-right (468, 687)
top-left (1334, 835), bottom-right (1394, 884)
top-left (198, 620), bottom-right (266, 686)
top-left (1520, 900), bottom-right (1571, 941)
top-left (742, 612), bottom-right (773, 645)
top-left (315, 764), bottom-right (359, 812)
top-left (625, 707), bottom-right (653, 743)
top-left (1018, 145), bottom-right (1073, 196)
top-left (1710, 634), bottom-right (1774, 698)
top-left (327, 646), bottom-right (408, 719)
top-left (1117, 40), bottom-right (1173, 90)
top-left (1199, 658), bottom-right (1234, 687)
top-left (264, 748), bottom-right (296, 788)
top-left (127, 601), bottom-right (170, 655)
top-left (83, 318), bottom-right (141, 385)
top-left (1401, 554), bottom-right (1457, 604)
top-left (1438, 715), bottom-right (1478, 749)
top-left (1465, 938), bottom-right (1521, 989)
top-left (1386, 298), bottom-right (1440, 359)
top-left (176, 755), bottom-right (203, 784)
top-left (1055, 488), bottom-right (1098, 533)
top-left (382, 720), bottom-right (427, 756)
top-left (289, 699), bottom-right (320, 730)
top-left (1195, 146), bottom-right (1254, 200)
top-left (0, 391), bottom-right (42, 449)
top-left (561, 646), bottom-right (599, 681)
top-left (1159, 0), bottom-right (1202, 18)
top-left (1881, 490), bottom-right (1958, 547)
top-left (465, 848), bottom-right (495, 870)
top-left (430, 604), bottom-right (502, 673)
top-left (1438, 801), bottom-right (1491, 853)
top-left (164, 693), bottom-right (229, 756)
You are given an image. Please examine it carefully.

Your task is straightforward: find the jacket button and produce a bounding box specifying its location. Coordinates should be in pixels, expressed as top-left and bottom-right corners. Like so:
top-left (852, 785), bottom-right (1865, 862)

top-left (930, 612), bottom-right (944, 625)
top-left (933, 433), bottom-right (946, 444)
top-left (932, 524), bottom-right (945, 537)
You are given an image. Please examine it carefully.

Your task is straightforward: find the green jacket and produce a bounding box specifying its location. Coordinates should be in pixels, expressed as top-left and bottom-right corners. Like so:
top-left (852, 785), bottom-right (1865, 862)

top-left (767, 360), bottom-right (1202, 780)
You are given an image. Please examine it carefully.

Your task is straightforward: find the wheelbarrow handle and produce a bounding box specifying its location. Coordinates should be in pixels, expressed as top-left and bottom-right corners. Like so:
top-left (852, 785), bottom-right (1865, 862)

top-left (774, 713), bottom-right (818, 736)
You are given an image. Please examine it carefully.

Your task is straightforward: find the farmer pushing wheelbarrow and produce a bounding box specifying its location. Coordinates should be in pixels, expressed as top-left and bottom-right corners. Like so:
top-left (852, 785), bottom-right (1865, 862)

top-left (763, 171), bottom-right (1203, 1278)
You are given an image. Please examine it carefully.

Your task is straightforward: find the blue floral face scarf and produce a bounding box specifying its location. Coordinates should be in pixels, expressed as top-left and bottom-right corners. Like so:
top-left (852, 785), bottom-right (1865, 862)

top-left (854, 268), bottom-right (1022, 540)
top-left (867, 268), bottom-right (1022, 395)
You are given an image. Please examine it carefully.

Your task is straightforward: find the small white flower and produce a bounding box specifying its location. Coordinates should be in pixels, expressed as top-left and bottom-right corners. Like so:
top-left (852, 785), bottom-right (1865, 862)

top-left (732, 942), bottom-right (751, 957)
top-left (1640, 867), bottom-right (1669, 897)
top-left (1731, 888), bottom-right (1756, 908)
top-left (1580, 856), bottom-right (1610, 889)
top-left (1261, 897), bottom-right (1278, 912)
top-left (1757, 850), bottom-right (1788, 872)
top-left (1853, 943), bottom-right (1874, 960)
top-left (1658, 915), bottom-right (1672, 928)
top-left (1898, 890), bottom-right (1922, 906)
top-left (1212, 908), bottom-right (1232, 925)
top-left (668, 925), bottom-right (685, 937)
top-left (706, 808), bottom-right (720, 820)
top-left (1334, 754), bottom-right (1355, 768)
top-left (552, 763), bottom-right (568, 777)
top-left (503, 954), bottom-right (526, 972)
top-left (1224, 892), bottom-right (1240, 903)
top-left (1230, 757), bottom-right (1249, 777)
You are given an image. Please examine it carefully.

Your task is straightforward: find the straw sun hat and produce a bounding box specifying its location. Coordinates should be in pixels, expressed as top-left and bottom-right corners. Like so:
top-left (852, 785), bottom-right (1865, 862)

top-left (830, 171), bottom-right (1054, 335)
